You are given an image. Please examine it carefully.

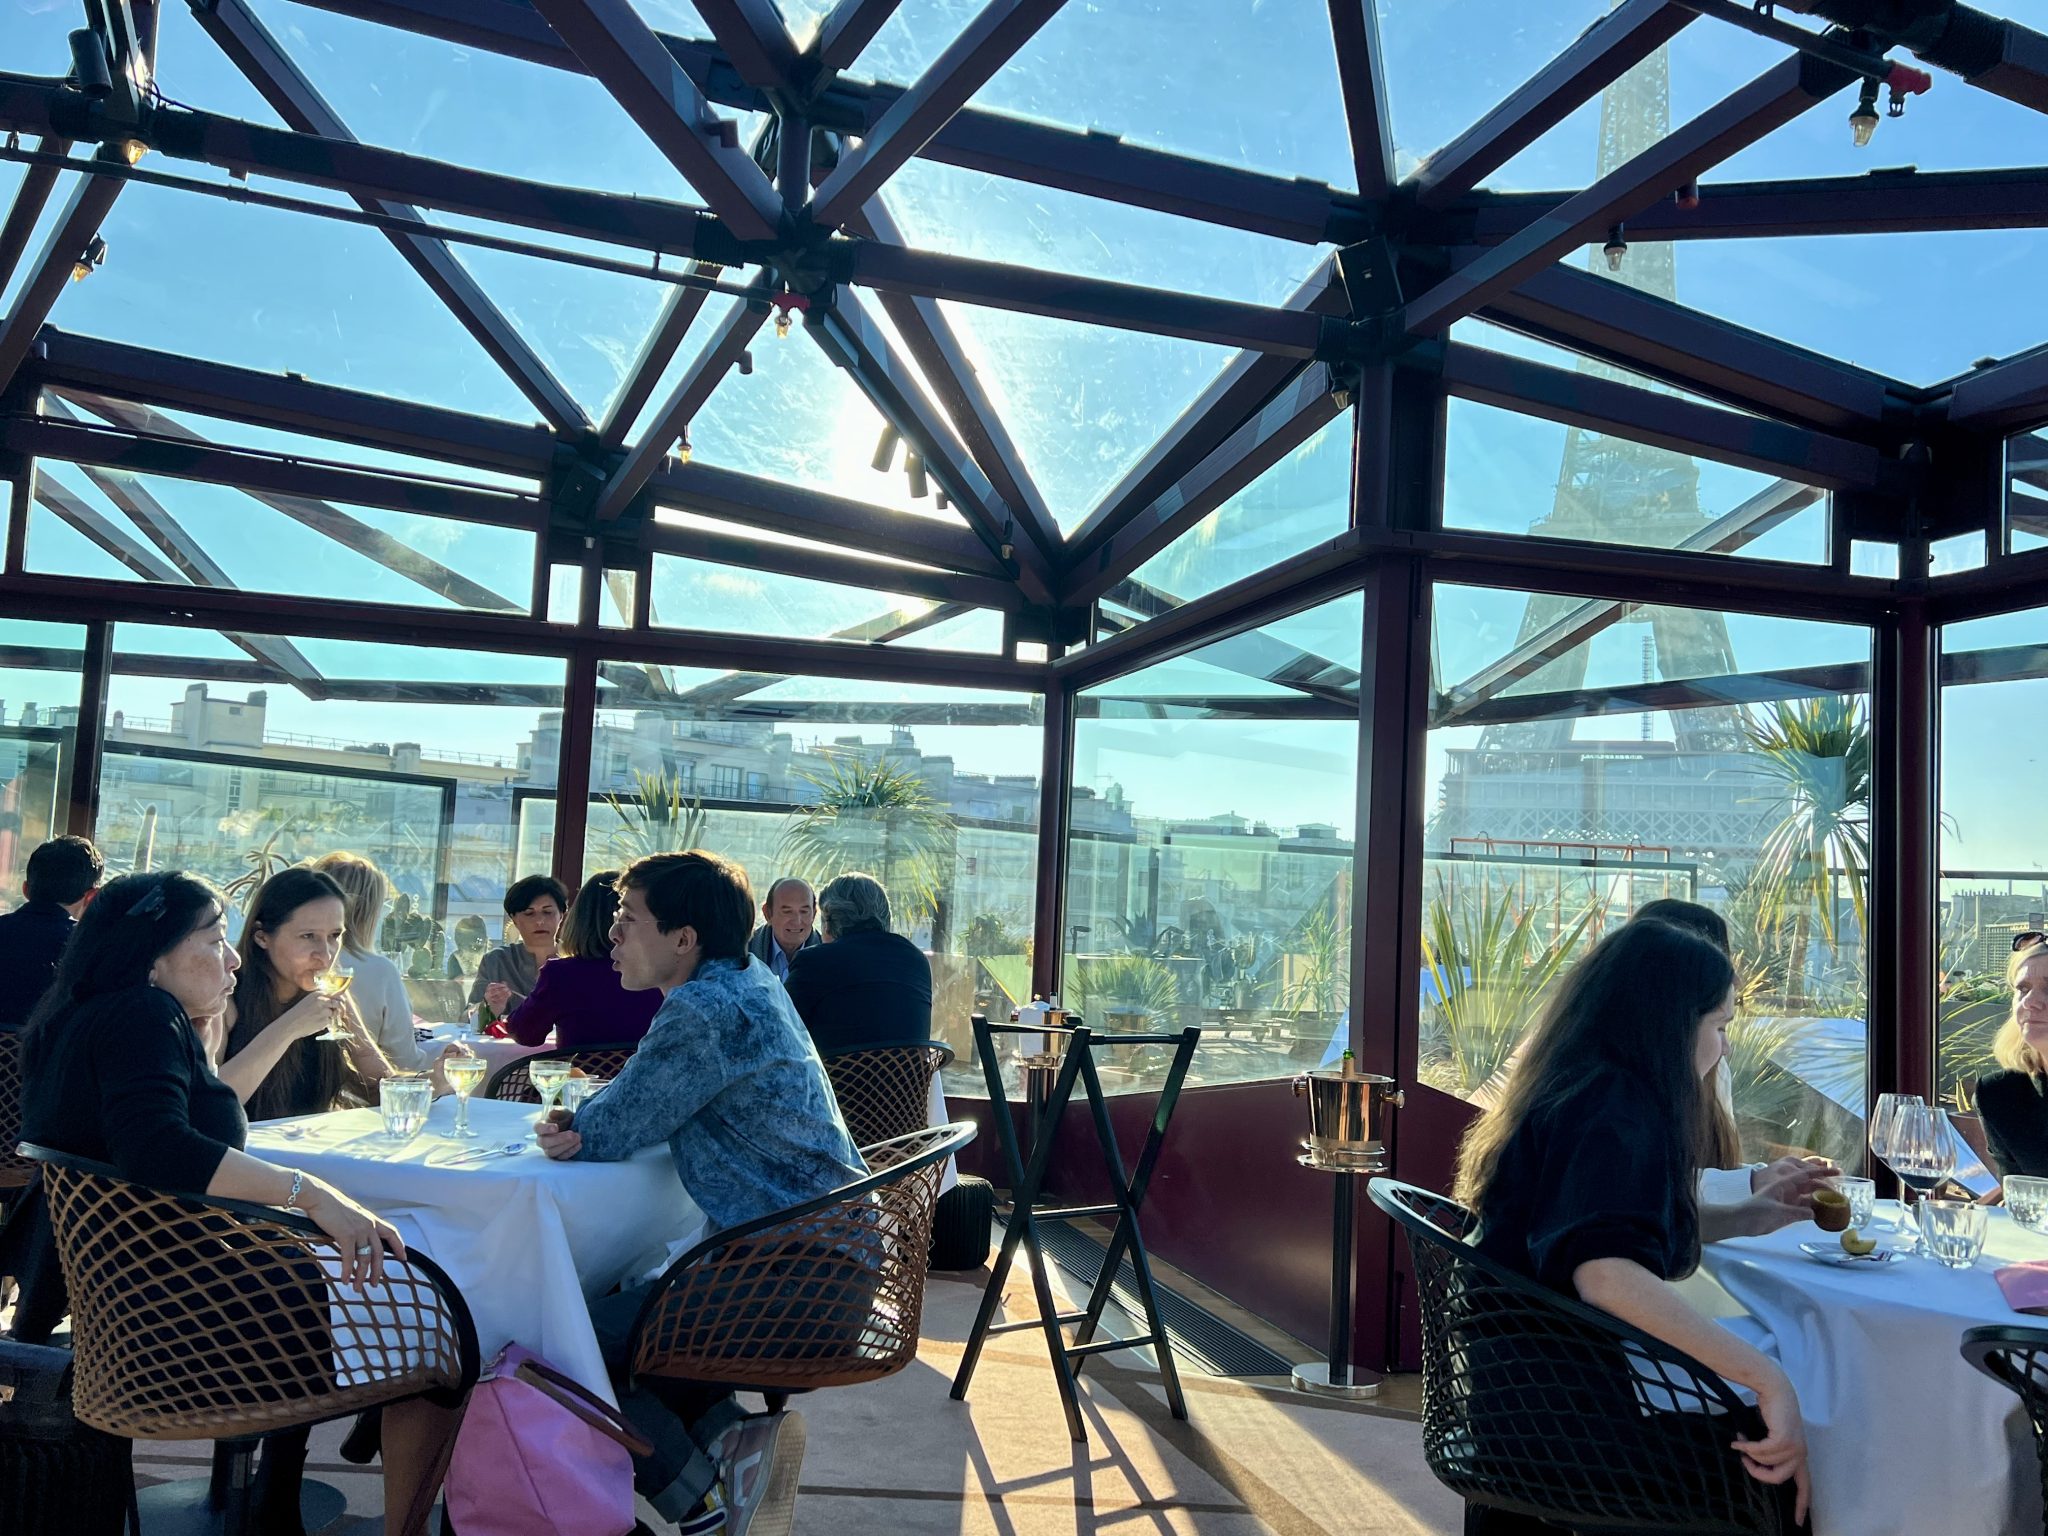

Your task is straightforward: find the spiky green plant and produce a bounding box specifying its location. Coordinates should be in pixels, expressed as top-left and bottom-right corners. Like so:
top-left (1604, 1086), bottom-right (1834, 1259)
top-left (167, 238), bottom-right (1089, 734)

top-left (603, 768), bottom-right (709, 862)
top-left (779, 756), bottom-right (956, 927)
top-left (1281, 904), bottom-right (1347, 1017)
top-left (1064, 953), bottom-right (1182, 1021)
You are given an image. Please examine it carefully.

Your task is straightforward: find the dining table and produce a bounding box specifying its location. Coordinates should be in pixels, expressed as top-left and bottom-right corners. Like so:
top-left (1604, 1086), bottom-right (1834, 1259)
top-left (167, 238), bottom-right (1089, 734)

top-left (249, 1095), bottom-right (705, 1402)
top-left (417, 1020), bottom-right (551, 1082)
top-left (1701, 1202), bottom-right (2048, 1536)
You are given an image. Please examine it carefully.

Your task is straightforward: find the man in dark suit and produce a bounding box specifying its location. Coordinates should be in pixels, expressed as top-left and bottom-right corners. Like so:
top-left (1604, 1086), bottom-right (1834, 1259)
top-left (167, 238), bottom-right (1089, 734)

top-left (0, 835), bottom-right (103, 1027)
top-left (784, 873), bottom-right (931, 1055)
top-left (746, 875), bottom-right (820, 984)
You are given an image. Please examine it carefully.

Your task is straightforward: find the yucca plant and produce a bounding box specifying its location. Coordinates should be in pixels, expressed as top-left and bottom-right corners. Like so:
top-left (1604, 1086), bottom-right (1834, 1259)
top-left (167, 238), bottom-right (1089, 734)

top-left (603, 767), bottom-right (710, 862)
top-left (1281, 903), bottom-right (1348, 1017)
top-left (1064, 953), bottom-right (1182, 1022)
top-left (780, 756), bottom-right (955, 927)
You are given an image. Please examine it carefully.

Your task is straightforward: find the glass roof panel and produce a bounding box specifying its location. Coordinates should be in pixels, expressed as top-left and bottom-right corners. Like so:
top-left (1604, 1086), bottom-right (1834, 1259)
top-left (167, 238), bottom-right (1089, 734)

top-left (1450, 319), bottom-right (1763, 417)
top-left (52, 184), bottom-right (538, 420)
top-left (649, 551), bottom-right (1000, 653)
top-left (880, 158), bottom-right (1327, 304)
top-left (933, 302), bottom-right (1237, 531)
top-left (851, 0), bottom-right (1355, 188)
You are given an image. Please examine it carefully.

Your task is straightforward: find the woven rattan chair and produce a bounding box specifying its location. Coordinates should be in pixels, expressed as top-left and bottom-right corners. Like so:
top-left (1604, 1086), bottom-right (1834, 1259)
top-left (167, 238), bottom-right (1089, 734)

top-left (484, 1041), bottom-right (641, 1103)
top-left (1368, 1178), bottom-right (1793, 1536)
top-left (1962, 1324), bottom-right (2048, 1533)
top-left (23, 1143), bottom-right (479, 1536)
top-left (629, 1122), bottom-right (973, 1396)
top-left (0, 1029), bottom-right (37, 1213)
top-left (819, 1041), bottom-right (953, 1147)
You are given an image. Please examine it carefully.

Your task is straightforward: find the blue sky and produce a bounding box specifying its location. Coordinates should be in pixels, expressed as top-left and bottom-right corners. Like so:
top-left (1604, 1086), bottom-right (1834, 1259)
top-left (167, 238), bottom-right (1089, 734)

top-left (3, 1), bottom-right (2047, 847)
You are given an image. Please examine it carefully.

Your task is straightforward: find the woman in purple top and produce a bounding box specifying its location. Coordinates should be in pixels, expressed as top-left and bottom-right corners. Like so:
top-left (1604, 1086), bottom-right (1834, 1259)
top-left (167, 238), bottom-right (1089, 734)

top-left (501, 870), bottom-right (661, 1049)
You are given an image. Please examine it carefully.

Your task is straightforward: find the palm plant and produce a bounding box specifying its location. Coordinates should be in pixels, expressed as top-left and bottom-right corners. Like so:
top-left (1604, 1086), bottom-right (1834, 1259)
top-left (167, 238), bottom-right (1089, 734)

top-left (602, 767), bottom-right (709, 861)
top-left (1739, 696), bottom-right (1870, 1007)
top-left (1281, 904), bottom-right (1348, 1017)
top-left (1064, 953), bottom-right (1182, 1022)
top-left (779, 756), bottom-right (956, 928)
top-left (1417, 881), bottom-right (1597, 1101)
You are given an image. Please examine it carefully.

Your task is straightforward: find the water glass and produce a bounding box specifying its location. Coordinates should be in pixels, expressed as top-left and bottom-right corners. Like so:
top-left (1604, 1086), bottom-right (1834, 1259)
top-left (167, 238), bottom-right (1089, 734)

top-left (1920, 1198), bottom-right (1988, 1269)
top-left (2006, 1174), bottom-right (2048, 1233)
top-left (1828, 1175), bottom-right (1876, 1230)
top-left (559, 1076), bottom-right (599, 1117)
top-left (379, 1073), bottom-right (433, 1141)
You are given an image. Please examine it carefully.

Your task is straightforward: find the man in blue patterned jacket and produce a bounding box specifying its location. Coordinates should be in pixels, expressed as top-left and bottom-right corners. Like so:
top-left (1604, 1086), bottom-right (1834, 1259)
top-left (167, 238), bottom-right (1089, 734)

top-left (540, 850), bottom-right (863, 1536)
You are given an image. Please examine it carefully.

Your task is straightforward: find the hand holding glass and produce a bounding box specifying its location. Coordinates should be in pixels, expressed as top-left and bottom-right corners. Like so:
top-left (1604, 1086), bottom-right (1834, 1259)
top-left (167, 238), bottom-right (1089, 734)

top-left (559, 1076), bottom-right (600, 1117)
top-left (443, 1052), bottom-right (487, 1139)
top-left (311, 965), bottom-right (355, 1042)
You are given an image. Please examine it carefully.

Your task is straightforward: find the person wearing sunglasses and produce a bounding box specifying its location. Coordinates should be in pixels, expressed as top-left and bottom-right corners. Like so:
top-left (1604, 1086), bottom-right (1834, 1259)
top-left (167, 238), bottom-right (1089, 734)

top-left (1972, 931), bottom-right (2048, 1179)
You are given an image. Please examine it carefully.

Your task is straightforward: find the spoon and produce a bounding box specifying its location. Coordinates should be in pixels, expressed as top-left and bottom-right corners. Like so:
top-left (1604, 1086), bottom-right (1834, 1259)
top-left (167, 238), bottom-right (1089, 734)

top-left (447, 1140), bottom-right (526, 1165)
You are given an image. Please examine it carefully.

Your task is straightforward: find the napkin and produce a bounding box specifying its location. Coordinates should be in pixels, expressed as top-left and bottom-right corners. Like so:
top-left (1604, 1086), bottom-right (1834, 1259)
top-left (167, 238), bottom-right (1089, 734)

top-left (1994, 1259), bottom-right (2048, 1314)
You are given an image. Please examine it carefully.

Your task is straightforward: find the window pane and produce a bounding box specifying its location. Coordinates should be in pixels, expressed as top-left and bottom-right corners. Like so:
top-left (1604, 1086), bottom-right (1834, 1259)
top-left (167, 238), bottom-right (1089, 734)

top-left (1070, 593), bottom-right (1362, 1094)
top-left (587, 665), bottom-right (1043, 1095)
top-left (648, 553), bottom-right (1002, 653)
top-left (96, 627), bottom-right (564, 1019)
top-left (2011, 430), bottom-right (2048, 555)
top-left (0, 618), bottom-right (86, 908)
top-left (1426, 582), bottom-right (1871, 1166)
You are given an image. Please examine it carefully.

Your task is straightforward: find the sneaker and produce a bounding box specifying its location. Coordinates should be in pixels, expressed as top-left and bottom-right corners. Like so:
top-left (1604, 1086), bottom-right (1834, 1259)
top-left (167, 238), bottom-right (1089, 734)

top-left (713, 1410), bottom-right (806, 1536)
top-left (666, 1508), bottom-right (727, 1535)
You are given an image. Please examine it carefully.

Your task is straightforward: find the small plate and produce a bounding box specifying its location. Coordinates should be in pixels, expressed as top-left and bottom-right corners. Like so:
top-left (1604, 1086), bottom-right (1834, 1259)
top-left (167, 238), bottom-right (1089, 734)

top-left (1798, 1240), bottom-right (1905, 1268)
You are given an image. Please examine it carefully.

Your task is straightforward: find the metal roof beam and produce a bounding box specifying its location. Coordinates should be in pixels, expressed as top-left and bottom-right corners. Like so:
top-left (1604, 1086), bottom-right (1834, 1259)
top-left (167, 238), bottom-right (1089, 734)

top-left (1443, 658), bottom-right (1867, 728)
top-left (0, 137), bottom-right (73, 299)
top-left (814, 0), bottom-right (902, 72)
top-left (517, 0), bottom-right (787, 239)
top-left (599, 275), bottom-right (719, 450)
top-left (1775, 1), bottom-right (2048, 116)
top-left (0, 155), bottom-right (125, 396)
top-left (812, 0), bottom-right (1067, 225)
top-left (194, 0), bottom-right (592, 435)
top-left (690, 0), bottom-right (801, 92)
top-left (1326, 2), bottom-right (1395, 200)
top-left (644, 518), bottom-right (1022, 608)
top-left (596, 294), bottom-right (768, 523)
top-left (1948, 347), bottom-right (2048, 434)
top-left (1404, 52), bottom-right (1858, 337)
top-left (1410, 0), bottom-right (1694, 210)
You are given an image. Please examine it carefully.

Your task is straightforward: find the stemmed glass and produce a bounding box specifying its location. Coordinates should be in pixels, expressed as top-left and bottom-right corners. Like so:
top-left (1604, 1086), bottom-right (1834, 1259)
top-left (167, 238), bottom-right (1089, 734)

top-left (1888, 1103), bottom-right (1959, 1256)
top-left (443, 1051), bottom-right (487, 1138)
top-left (311, 963), bottom-right (355, 1043)
top-left (1867, 1092), bottom-right (1922, 1229)
top-left (527, 1058), bottom-right (572, 1121)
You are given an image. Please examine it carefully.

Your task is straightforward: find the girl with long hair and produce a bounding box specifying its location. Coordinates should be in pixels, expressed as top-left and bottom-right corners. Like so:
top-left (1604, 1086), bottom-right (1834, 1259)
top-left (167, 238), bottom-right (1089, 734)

top-left (498, 869), bottom-right (660, 1049)
top-left (1456, 918), bottom-right (1812, 1528)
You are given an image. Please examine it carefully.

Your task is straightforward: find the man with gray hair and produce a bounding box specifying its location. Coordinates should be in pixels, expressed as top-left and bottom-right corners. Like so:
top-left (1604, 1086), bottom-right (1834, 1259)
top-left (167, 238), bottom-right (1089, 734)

top-left (783, 872), bottom-right (933, 1055)
top-left (746, 875), bottom-right (819, 984)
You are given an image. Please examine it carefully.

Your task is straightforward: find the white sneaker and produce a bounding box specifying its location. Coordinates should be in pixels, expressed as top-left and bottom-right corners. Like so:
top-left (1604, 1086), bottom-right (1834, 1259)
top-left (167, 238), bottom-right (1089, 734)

top-left (712, 1410), bottom-right (806, 1536)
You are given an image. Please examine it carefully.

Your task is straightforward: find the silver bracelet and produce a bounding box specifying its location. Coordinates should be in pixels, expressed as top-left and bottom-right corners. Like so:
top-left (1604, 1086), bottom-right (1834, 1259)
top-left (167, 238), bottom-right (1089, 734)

top-left (285, 1169), bottom-right (306, 1211)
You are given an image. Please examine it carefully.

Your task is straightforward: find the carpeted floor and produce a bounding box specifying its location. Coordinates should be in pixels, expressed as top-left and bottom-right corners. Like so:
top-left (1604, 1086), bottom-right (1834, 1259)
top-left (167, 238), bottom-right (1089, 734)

top-left (119, 1254), bottom-right (1462, 1535)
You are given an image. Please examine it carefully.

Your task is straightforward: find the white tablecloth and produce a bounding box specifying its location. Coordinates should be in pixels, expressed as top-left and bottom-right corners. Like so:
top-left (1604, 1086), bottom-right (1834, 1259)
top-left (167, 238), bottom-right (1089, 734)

top-left (249, 1097), bottom-right (703, 1402)
top-left (1701, 1204), bottom-right (2048, 1536)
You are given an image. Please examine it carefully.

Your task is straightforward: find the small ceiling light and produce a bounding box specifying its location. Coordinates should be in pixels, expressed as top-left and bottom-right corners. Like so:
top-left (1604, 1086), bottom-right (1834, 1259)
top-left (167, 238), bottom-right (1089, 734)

top-left (116, 138), bottom-right (146, 166)
top-left (736, 349), bottom-right (753, 376)
top-left (70, 234), bottom-right (107, 283)
top-left (770, 290), bottom-right (810, 339)
top-left (68, 29), bottom-right (112, 98)
top-left (674, 426), bottom-right (692, 467)
top-left (1850, 78), bottom-right (1881, 147)
top-left (905, 453), bottom-right (928, 500)
top-left (1602, 224), bottom-right (1627, 273)
top-left (871, 424), bottom-right (900, 474)
top-left (1674, 180), bottom-right (1700, 211)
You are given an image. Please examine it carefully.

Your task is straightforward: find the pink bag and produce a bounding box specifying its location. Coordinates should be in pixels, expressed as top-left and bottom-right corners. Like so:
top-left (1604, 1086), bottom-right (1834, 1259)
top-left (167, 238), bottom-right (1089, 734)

top-left (443, 1344), bottom-right (647, 1536)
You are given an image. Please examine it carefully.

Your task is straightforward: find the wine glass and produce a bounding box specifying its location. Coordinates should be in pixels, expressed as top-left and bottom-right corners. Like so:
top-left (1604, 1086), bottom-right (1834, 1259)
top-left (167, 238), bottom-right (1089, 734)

top-left (443, 1051), bottom-right (487, 1139)
top-left (1868, 1092), bottom-right (1922, 1228)
top-left (527, 1058), bottom-right (572, 1120)
top-left (311, 963), bottom-right (355, 1043)
top-left (1889, 1103), bottom-right (1958, 1256)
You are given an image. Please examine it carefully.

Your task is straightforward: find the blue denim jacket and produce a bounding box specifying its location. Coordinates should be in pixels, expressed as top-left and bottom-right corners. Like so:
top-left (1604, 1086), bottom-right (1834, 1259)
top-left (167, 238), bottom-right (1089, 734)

top-left (570, 955), bottom-right (865, 1234)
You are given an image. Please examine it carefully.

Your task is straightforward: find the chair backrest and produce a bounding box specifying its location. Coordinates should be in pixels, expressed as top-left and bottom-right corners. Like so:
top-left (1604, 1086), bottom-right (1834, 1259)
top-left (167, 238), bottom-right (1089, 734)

top-left (0, 1028), bottom-right (35, 1190)
top-left (1368, 1178), bottom-right (1784, 1536)
top-left (484, 1042), bottom-right (642, 1103)
top-left (1964, 1323), bottom-right (2048, 1435)
top-left (630, 1121), bottom-right (974, 1394)
top-left (820, 1041), bottom-right (953, 1148)
top-left (22, 1144), bottom-right (478, 1443)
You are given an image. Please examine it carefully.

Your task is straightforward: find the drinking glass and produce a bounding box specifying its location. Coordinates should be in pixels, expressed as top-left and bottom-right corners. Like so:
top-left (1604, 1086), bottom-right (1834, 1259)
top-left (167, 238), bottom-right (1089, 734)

top-left (1889, 1103), bottom-right (1958, 1254)
top-left (1921, 1199), bottom-right (1988, 1269)
top-left (443, 1052), bottom-right (487, 1139)
top-left (311, 964), bottom-right (355, 1042)
top-left (379, 1073), bottom-right (432, 1142)
top-left (1828, 1175), bottom-right (1876, 1230)
top-left (559, 1075), bottom-right (598, 1117)
top-left (2006, 1174), bottom-right (2048, 1233)
top-left (1868, 1092), bottom-right (1923, 1229)
top-left (527, 1058), bottom-right (572, 1119)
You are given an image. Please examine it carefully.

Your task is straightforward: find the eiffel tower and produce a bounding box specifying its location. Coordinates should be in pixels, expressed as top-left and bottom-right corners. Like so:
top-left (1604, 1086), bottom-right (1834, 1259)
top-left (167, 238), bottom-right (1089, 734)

top-left (1477, 19), bottom-right (1745, 759)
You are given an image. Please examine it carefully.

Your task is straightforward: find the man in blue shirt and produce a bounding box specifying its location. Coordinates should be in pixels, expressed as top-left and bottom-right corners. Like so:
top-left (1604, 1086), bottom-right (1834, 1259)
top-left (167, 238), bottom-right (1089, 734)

top-left (540, 851), bottom-right (861, 1536)
top-left (0, 836), bottom-right (103, 1028)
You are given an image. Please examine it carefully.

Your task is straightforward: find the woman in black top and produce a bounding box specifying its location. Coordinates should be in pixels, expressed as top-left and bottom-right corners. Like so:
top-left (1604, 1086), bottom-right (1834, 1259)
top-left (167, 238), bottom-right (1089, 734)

top-left (19, 872), bottom-right (460, 1531)
top-left (1975, 935), bottom-right (2048, 1178)
top-left (1456, 920), bottom-right (1812, 1529)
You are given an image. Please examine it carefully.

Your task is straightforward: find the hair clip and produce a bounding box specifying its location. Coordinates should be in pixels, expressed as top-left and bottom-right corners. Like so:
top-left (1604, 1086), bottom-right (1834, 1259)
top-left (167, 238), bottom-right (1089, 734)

top-left (128, 884), bottom-right (169, 920)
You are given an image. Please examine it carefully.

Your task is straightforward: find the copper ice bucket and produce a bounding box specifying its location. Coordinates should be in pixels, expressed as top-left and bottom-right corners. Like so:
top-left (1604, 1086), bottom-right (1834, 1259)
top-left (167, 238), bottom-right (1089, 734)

top-left (1293, 1068), bottom-right (1404, 1171)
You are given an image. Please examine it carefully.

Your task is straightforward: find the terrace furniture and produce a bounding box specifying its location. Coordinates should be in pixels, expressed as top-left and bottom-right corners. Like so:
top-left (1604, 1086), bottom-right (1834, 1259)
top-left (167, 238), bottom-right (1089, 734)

top-left (483, 1041), bottom-right (641, 1103)
top-left (1369, 1177), bottom-right (1792, 1535)
top-left (1962, 1324), bottom-right (2048, 1535)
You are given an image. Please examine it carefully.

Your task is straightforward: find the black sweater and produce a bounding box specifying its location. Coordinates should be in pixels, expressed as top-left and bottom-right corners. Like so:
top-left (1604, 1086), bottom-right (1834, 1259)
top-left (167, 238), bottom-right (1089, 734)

top-left (784, 930), bottom-right (933, 1056)
top-left (22, 985), bottom-right (246, 1193)
top-left (1978, 1068), bottom-right (2048, 1179)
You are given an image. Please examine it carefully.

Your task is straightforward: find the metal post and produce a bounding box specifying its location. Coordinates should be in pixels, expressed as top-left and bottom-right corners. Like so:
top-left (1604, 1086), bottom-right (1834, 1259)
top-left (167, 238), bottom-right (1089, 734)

top-left (65, 620), bottom-right (111, 838)
top-left (1029, 680), bottom-right (1072, 1000)
top-left (552, 644), bottom-right (598, 891)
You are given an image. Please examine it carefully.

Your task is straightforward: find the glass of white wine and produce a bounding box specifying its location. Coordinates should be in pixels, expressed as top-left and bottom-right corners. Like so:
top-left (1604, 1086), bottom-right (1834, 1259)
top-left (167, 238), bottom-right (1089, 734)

top-left (527, 1058), bottom-right (572, 1121)
top-left (444, 1051), bottom-right (487, 1138)
top-left (311, 964), bottom-right (355, 1042)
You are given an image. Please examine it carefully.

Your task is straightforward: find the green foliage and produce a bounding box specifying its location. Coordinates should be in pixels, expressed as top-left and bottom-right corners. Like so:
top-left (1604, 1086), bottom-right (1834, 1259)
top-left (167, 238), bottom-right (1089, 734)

top-left (1280, 904), bottom-right (1347, 1017)
top-left (1724, 1013), bottom-right (1807, 1142)
top-left (1064, 953), bottom-right (1182, 1020)
top-left (779, 756), bottom-right (956, 927)
top-left (960, 911), bottom-right (1027, 957)
top-left (1417, 882), bottom-right (1596, 1100)
top-left (602, 768), bottom-right (709, 862)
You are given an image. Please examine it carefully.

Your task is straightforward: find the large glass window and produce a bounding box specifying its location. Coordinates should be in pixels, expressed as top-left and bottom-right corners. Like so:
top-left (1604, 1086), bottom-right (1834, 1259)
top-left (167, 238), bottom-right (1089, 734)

top-left (1426, 582), bottom-right (1871, 1165)
top-left (95, 626), bottom-right (564, 1020)
top-left (1939, 605), bottom-right (2048, 1107)
top-left (1067, 593), bottom-right (1362, 1094)
top-left (0, 618), bottom-right (87, 909)
top-left (585, 665), bottom-right (1043, 1093)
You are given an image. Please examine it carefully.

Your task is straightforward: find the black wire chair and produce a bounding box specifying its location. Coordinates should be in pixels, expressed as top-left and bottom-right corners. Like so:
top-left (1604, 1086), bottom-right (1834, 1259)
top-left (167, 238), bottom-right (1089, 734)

top-left (1368, 1178), bottom-right (1793, 1536)
top-left (483, 1041), bottom-right (641, 1103)
top-left (1962, 1324), bottom-right (2048, 1534)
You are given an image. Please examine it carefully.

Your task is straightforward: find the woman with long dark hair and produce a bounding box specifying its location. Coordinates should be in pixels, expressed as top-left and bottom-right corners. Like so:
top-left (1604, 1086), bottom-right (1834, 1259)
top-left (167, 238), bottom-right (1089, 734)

top-left (1456, 919), bottom-right (1813, 1528)
top-left (498, 870), bottom-right (659, 1049)
top-left (17, 872), bottom-right (460, 1530)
